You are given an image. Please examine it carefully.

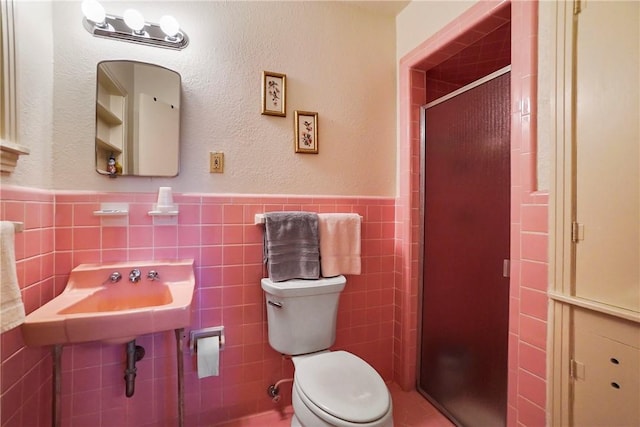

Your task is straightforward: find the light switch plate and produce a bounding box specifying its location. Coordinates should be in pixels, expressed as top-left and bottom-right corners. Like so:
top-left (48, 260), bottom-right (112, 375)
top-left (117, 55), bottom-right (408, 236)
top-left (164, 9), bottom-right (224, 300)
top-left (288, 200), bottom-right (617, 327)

top-left (210, 152), bottom-right (224, 173)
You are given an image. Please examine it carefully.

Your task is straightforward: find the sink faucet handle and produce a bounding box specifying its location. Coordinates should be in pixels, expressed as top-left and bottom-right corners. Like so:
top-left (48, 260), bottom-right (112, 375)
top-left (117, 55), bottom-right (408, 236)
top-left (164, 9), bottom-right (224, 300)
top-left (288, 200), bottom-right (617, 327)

top-left (146, 270), bottom-right (159, 281)
top-left (129, 269), bottom-right (142, 283)
top-left (109, 271), bottom-right (122, 283)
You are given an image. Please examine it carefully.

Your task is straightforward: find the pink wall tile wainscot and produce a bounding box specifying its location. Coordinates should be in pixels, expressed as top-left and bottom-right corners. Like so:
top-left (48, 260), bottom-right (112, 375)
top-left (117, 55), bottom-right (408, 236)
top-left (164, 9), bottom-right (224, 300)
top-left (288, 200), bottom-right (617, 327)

top-left (1, 185), bottom-right (55, 427)
top-left (397, 1), bottom-right (549, 427)
top-left (1, 188), bottom-right (396, 426)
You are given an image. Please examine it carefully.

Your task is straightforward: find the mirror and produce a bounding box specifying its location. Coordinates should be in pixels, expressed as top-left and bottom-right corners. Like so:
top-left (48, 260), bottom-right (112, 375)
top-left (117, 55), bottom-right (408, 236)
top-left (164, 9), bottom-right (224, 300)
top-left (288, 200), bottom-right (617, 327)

top-left (94, 61), bottom-right (181, 177)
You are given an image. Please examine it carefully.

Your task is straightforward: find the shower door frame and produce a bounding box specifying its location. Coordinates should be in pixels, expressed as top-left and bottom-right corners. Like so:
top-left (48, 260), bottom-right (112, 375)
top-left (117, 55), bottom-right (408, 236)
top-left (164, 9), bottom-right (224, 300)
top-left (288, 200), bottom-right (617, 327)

top-left (416, 66), bottom-right (512, 425)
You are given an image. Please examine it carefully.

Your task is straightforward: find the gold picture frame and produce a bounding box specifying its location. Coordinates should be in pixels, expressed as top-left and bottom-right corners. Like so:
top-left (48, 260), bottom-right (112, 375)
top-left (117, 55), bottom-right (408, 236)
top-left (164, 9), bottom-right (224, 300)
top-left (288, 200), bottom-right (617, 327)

top-left (294, 111), bottom-right (318, 154)
top-left (261, 71), bottom-right (286, 117)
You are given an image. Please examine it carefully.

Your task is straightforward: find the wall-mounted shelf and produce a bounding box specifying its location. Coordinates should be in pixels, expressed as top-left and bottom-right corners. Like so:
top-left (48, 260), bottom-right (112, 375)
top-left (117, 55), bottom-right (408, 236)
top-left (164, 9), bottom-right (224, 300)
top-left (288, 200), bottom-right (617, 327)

top-left (95, 136), bottom-right (122, 154)
top-left (148, 204), bottom-right (179, 225)
top-left (148, 210), bottom-right (179, 216)
top-left (93, 203), bottom-right (129, 226)
top-left (93, 209), bottom-right (129, 216)
top-left (95, 65), bottom-right (127, 174)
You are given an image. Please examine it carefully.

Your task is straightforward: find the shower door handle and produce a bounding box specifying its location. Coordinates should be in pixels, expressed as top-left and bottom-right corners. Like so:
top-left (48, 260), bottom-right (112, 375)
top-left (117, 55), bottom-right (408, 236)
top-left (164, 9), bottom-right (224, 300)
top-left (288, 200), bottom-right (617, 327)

top-left (503, 259), bottom-right (510, 278)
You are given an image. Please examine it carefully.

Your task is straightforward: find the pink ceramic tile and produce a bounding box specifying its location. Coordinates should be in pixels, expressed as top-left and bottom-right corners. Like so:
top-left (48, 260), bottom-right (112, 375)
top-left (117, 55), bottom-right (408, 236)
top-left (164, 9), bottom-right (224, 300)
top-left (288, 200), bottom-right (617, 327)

top-left (201, 204), bottom-right (223, 225)
top-left (521, 260), bottom-right (548, 291)
top-left (518, 368), bottom-right (546, 408)
top-left (154, 225), bottom-right (178, 247)
top-left (1, 382), bottom-right (23, 424)
top-left (102, 226), bottom-right (128, 249)
top-left (519, 315), bottom-right (547, 351)
top-left (522, 204), bottom-right (548, 233)
top-left (519, 341), bottom-right (546, 379)
top-left (520, 287), bottom-right (547, 321)
top-left (521, 232), bottom-right (548, 263)
top-left (129, 248), bottom-right (154, 261)
top-left (0, 350), bottom-right (24, 394)
top-left (40, 228), bottom-right (54, 253)
top-left (55, 227), bottom-right (73, 252)
top-left (222, 265), bottom-right (244, 286)
top-left (23, 257), bottom-right (41, 288)
top-left (154, 247), bottom-right (178, 259)
top-left (201, 225), bottom-right (223, 245)
top-left (24, 202), bottom-right (42, 229)
top-left (73, 204), bottom-right (100, 226)
top-left (223, 225), bottom-right (244, 244)
top-left (73, 249), bottom-right (102, 266)
top-left (128, 203), bottom-right (153, 226)
top-left (178, 204), bottom-right (201, 225)
top-left (128, 226), bottom-right (153, 248)
top-left (73, 227), bottom-right (101, 251)
top-left (3, 201), bottom-right (25, 223)
top-left (517, 395), bottom-right (546, 427)
top-left (22, 285), bottom-right (41, 314)
top-left (23, 229), bottom-right (42, 259)
top-left (177, 225), bottom-right (201, 246)
top-left (223, 204), bottom-right (245, 224)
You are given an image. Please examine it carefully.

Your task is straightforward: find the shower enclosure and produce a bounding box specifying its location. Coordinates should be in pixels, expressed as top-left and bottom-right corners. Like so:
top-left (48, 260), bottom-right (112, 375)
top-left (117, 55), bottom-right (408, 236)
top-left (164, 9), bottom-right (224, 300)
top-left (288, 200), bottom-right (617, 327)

top-left (418, 69), bottom-right (511, 427)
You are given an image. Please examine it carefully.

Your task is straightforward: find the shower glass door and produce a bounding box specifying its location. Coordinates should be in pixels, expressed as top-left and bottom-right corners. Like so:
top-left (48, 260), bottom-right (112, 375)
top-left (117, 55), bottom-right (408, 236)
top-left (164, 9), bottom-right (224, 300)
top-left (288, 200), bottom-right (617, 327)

top-left (418, 71), bottom-right (511, 427)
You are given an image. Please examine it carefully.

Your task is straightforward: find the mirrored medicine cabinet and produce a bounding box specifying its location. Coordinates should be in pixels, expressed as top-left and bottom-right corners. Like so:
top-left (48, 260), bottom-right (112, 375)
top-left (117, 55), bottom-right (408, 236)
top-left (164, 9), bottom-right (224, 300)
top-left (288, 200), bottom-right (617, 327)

top-left (94, 60), bottom-right (181, 177)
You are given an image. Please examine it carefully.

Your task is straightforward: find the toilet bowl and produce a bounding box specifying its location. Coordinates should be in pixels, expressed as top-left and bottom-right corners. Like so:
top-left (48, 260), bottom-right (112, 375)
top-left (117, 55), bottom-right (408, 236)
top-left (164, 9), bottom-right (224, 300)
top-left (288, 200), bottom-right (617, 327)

top-left (291, 351), bottom-right (393, 427)
top-left (261, 276), bottom-right (393, 427)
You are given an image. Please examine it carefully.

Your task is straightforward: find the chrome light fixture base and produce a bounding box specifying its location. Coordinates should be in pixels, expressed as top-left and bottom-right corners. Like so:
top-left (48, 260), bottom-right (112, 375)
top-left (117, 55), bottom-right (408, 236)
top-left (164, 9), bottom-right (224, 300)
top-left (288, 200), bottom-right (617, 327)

top-left (82, 15), bottom-right (189, 50)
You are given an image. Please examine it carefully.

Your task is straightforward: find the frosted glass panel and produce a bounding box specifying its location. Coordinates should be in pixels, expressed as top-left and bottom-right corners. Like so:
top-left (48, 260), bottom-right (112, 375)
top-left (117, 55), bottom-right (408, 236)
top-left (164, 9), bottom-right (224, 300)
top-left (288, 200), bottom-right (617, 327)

top-left (419, 72), bottom-right (510, 427)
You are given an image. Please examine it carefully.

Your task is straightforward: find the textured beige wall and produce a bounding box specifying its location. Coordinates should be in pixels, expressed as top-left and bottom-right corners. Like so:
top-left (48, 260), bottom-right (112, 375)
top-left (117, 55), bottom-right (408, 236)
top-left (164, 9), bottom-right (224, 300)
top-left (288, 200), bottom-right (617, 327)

top-left (395, 0), bottom-right (475, 61)
top-left (8, 1), bottom-right (397, 196)
top-left (53, 1), bottom-right (397, 195)
top-left (1, 1), bottom-right (54, 189)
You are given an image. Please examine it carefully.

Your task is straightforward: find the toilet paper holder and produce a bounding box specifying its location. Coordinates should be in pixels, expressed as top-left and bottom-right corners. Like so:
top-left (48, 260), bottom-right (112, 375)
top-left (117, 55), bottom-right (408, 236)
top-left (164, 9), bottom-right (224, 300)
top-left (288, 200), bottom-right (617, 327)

top-left (189, 326), bottom-right (225, 356)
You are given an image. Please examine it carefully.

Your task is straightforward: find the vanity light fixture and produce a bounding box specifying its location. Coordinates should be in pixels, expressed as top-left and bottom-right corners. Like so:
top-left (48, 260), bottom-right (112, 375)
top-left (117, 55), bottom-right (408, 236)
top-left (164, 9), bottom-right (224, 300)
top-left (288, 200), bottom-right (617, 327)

top-left (81, 0), bottom-right (188, 50)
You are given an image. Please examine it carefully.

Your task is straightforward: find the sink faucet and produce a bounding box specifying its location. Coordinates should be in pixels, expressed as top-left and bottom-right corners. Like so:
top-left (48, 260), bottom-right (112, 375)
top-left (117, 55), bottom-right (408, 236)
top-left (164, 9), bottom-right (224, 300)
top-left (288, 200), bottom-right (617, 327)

top-left (109, 272), bottom-right (122, 283)
top-left (129, 269), bottom-right (142, 283)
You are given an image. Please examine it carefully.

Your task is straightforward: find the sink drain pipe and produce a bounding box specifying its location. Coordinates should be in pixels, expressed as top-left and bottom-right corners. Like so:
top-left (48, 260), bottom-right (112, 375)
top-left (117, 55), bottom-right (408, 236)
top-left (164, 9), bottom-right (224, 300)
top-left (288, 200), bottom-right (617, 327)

top-left (125, 340), bottom-right (145, 397)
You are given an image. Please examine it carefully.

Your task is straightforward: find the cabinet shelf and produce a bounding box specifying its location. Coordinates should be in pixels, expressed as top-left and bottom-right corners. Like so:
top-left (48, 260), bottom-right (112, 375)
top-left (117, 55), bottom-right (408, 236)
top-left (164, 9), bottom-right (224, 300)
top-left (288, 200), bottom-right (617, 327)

top-left (96, 136), bottom-right (122, 153)
top-left (97, 102), bottom-right (123, 125)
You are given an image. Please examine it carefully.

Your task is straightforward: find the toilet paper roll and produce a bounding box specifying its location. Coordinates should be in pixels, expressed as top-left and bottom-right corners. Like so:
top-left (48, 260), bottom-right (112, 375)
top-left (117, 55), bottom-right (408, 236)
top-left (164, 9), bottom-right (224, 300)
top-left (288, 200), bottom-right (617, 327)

top-left (197, 335), bottom-right (220, 378)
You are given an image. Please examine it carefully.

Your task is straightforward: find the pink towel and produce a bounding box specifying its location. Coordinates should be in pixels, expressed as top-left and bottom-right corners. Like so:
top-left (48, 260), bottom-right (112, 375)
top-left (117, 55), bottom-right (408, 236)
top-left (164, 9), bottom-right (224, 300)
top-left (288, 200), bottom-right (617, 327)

top-left (318, 213), bottom-right (361, 277)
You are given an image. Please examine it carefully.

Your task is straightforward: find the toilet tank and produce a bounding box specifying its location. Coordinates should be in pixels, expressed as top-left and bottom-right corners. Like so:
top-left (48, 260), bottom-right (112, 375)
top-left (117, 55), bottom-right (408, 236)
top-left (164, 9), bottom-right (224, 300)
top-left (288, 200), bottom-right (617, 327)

top-left (261, 275), bottom-right (346, 355)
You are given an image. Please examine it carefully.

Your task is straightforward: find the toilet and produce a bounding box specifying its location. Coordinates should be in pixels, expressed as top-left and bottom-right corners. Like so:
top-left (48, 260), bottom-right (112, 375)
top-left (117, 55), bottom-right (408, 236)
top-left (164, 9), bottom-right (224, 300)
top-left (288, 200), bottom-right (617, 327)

top-left (261, 275), bottom-right (393, 427)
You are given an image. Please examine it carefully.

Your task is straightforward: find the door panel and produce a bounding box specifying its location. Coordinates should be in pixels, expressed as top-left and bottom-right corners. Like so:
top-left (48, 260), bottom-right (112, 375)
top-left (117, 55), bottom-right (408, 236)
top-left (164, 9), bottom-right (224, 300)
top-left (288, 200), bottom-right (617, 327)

top-left (573, 0), bottom-right (640, 312)
top-left (419, 72), bottom-right (511, 426)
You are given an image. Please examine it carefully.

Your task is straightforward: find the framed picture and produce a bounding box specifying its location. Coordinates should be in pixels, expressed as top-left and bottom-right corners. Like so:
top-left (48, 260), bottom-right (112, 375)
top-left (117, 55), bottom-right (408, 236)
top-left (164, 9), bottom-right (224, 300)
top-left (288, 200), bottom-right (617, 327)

top-left (261, 71), bottom-right (286, 117)
top-left (294, 111), bottom-right (318, 154)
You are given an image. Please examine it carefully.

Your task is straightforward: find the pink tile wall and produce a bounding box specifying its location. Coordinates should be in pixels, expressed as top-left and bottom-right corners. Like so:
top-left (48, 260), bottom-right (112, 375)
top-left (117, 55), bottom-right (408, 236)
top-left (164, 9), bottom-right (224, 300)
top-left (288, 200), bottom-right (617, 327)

top-left (1, 188), bottom-right (396, 426)
top-left (0, 186), bottom-right (55, 427)
top-left (398, 1), bottom-right (549, 426)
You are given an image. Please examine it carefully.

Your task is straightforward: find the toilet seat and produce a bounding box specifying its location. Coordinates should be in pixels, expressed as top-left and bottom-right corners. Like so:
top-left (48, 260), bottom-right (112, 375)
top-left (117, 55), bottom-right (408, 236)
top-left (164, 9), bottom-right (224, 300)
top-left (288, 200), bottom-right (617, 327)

top-left (294, 351), bottom-right (391, 424)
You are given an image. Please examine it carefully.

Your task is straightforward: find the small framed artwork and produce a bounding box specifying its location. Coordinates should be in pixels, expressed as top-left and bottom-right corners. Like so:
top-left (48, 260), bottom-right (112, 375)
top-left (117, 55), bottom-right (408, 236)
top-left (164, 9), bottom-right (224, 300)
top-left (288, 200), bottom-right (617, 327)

top-left (294, 110), bottom-right (318, 154)
top-left (261, 71), bottom-right (286, 117)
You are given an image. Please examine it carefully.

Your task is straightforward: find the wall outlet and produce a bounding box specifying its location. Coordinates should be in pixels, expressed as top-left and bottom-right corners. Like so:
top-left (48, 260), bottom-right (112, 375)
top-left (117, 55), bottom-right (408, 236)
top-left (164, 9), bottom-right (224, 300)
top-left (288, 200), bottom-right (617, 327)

top-left (210, 152), bottom-right (224, 173)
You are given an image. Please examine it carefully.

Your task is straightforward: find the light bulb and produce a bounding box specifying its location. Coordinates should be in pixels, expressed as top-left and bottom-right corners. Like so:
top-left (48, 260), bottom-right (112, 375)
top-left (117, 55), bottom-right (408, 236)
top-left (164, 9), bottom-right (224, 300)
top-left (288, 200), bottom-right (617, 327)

top-left (123, 9), bottom-right (145, 33)
top-left (81, 0), bottom-right (106, 25)
top-left (159, 15), bottom-right (180, 38)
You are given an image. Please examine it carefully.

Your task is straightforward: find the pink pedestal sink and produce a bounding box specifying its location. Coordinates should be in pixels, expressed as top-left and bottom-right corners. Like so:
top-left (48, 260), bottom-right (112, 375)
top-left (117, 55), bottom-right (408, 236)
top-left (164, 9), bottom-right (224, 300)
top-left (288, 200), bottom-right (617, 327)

top-left (21, 259), bottom-right (195, 346)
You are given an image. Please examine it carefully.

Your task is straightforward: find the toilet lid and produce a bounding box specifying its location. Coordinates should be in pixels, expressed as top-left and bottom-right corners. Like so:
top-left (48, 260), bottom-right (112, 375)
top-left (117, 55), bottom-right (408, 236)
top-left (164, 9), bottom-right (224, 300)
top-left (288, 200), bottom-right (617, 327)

top-left (295, 351), bottom-right (390, 423)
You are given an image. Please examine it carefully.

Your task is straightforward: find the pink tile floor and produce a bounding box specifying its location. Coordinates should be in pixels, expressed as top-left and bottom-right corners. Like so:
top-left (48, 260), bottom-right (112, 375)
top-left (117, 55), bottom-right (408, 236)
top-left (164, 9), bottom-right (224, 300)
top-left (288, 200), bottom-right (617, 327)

top-left (216, 382), bottom-right (454, 427)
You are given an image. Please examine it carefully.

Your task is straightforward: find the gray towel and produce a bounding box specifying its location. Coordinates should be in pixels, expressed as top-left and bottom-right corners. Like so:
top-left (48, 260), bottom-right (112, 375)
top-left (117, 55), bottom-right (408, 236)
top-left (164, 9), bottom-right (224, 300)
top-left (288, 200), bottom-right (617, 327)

top-left (264, 212), bottom-right (320, 282)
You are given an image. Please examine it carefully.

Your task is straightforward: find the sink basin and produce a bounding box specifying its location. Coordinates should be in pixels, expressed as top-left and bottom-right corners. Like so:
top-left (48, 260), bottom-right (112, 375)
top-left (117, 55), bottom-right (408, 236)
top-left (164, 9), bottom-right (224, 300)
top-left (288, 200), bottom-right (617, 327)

top-left (21, 259), bottom-right (195, 346)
